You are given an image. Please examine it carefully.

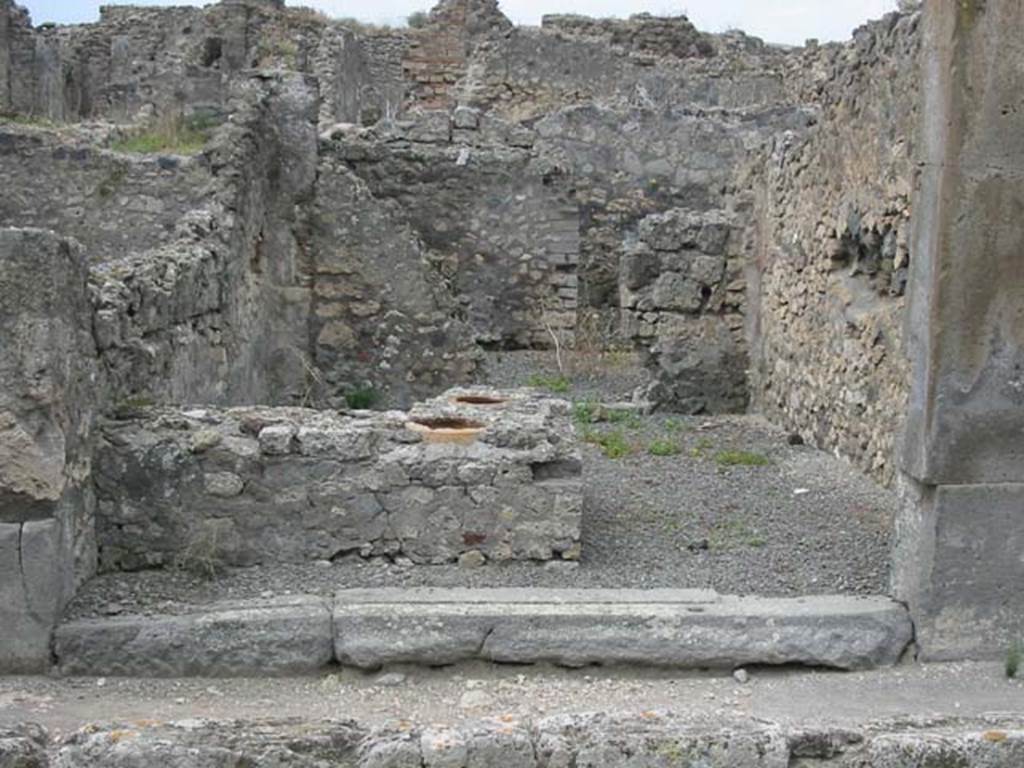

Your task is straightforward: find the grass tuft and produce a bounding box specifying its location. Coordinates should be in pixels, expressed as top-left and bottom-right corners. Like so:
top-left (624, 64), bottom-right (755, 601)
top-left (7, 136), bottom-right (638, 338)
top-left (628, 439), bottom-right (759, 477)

top-left (111, 113), bottom-right (216, 155)
top-left (715, 450), bottom-right (771, 467)
top-left (528, 373), bottom-right (572, 394)
top-left (582, 428), bottom-right (631, 459)
top-left (345, 386), bottom-right (380, 410)
top-left (649, 439), bottom-right (680, 457)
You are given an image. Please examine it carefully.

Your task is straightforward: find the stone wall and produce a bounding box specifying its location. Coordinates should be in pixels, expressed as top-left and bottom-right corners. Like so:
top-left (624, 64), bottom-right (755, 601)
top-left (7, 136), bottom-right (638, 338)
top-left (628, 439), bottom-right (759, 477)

top-left (0, 0), bottom-right (361, 124)
top-left (330, 111), bottom-right (580, 350)
top-left (0, 228), bottom-right (97, 672)
top-left (94, 390), bottom-right (582, 570)
top-left (0, 125), bottom-right (212, 263)
top-left (748, 12), bottom-right (921, 483)
top-left (90, 72), bottom-right (319, 408)
top-left (621, 209), bottom-right (747, 412)
top-left (540, 13), bottom-right (714, 60)
top-left (309, 136), bottom-right (481, 408)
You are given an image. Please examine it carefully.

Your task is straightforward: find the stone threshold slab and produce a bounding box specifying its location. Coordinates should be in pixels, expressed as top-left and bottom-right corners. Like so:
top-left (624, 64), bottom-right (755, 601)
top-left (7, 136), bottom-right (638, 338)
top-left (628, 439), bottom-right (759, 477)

top-left (53, 590), bottom-right (913, 677)
top-left (53, 595), bottom-right (334, 677)
top-left (333, 590), bottom-right (913, 671)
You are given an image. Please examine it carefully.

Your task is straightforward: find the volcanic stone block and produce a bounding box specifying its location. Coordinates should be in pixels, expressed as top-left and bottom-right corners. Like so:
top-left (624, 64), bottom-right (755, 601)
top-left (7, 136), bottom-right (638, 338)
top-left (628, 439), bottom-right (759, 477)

top-left (93, 389), bottom-right (582, 570)
top-left (895, 0), bottom-right (1024, 660)
top-left (894, 482), bottom-right (1024, 661)
top-left (333, 589), bottom-right (912, 670)
top-left (54, 595), bottom-right (333, 677)
top-left (0, 228), bottom-right (96, 672)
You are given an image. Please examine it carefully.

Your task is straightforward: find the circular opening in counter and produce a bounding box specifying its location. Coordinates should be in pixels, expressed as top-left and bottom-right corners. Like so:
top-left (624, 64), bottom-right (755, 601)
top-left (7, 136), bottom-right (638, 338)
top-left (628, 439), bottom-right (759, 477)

top-left (406, 417), bottom-right (486, 444)
top-left (452, 395), bottom-right (508, 406)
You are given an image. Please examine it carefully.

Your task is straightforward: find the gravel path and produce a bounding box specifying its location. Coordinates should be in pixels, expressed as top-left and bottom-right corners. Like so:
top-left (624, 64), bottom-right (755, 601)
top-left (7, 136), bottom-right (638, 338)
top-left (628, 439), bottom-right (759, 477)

top-left (67, 408), bottom-right (894, 619)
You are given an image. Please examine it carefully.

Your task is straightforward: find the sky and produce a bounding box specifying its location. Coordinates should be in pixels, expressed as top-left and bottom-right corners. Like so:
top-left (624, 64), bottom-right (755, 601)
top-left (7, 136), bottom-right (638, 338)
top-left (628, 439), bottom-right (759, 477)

top-left (19, 0), bottom-right (902, 47)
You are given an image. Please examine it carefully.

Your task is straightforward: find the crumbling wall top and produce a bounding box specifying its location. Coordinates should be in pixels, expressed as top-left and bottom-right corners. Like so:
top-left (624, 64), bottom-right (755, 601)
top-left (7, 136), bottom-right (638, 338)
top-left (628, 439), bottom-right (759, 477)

top-left (540, 12), bottom-right (714, 59)
top-left (218, 0), bottom-right (285, 9)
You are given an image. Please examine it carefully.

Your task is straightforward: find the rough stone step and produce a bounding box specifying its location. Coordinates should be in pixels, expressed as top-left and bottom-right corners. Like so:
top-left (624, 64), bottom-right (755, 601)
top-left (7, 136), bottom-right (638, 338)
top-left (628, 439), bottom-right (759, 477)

top-left (54, 589), bottom-right (913, 677)
top-left (6, 714), bottom-right (1024, 767)
top-left (333, 589), bottom-right (913, 670)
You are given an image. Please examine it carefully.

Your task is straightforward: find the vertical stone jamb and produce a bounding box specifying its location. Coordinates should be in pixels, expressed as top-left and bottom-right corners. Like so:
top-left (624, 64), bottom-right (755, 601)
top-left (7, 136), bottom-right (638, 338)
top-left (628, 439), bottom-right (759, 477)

top-left (0, 228), bottom-right (97, 672)
top-left (894, 0), bottom-right (1024, 660)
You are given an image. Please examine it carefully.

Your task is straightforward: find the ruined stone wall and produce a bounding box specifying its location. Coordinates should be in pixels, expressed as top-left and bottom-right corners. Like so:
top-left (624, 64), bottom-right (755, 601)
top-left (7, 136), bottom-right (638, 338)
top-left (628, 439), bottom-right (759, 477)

top-left (315, 26), bottom-right (406, 125)
top-left (0, 228), bottom-right (97, 672)
top-left (464, 22), bottom-right (790, 122)
top-left (331, 110), bottom-right (579, 350)
top-left (749, 12), bottom-right (921, 483)
top-left (0, 0), bottom-right (340, 123)
top-left (620, 209), bottom-right (747, 413)
top-left (91, 72), bottom-right (319, 408)
top-left (0, 126), bottom-right (212, 262)
top-left (310, 139), bottom-right (482, 409)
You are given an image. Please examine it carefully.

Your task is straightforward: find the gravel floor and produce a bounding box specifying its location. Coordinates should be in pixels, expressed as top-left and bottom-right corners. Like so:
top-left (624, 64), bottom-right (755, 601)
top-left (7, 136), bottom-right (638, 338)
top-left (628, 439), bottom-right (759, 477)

top-left (478, 349), bottom-right (650, 403)
top-left (67, 406), bottom-right (895, 620)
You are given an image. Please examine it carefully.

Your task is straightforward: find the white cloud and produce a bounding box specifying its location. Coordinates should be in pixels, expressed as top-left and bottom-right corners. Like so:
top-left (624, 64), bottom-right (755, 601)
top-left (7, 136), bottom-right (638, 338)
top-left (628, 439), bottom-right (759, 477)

top-left (23, 0), bottom-right (900, 46)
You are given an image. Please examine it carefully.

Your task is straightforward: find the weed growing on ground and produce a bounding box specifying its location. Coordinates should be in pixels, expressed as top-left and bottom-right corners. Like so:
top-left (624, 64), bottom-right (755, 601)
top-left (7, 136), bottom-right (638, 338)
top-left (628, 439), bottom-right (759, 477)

top-left (663, 417), bottom-right (685, 433)
top-left (582, 428), bottom-right (631, 459)
top-left (691, 437), bottom-right (714, 458)
top-left (345, 386), bottom-right (380, 410)
top-left (604, 409), bottom-right (643, 429)
top-left (715, 450), bottom-right (771, 467)
top-left (1007, 641), bottom-right (1022, 679)
top-left (649, 439), bottom-right (680, 457)
top-left (528, 373), bottom-right (572, 394)
top-left (572, 399), bottom-right (598, 426)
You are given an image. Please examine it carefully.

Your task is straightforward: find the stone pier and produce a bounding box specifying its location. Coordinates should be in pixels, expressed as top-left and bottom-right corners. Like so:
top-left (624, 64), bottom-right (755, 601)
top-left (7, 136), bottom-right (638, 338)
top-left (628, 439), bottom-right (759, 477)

top-left (0, 229), bottom-right (97, 672)
top-left (894, 0), bottom-right (1024, 659)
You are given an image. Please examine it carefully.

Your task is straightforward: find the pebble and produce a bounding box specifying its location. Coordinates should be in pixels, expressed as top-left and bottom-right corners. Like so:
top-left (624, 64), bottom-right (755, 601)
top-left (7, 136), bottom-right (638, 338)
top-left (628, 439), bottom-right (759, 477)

top-left (458, 550), bottom-right (486, 569)
top-left (375, 673), bottom-right (407, 687)
top-left (733, 668), bottom-right (750, 684)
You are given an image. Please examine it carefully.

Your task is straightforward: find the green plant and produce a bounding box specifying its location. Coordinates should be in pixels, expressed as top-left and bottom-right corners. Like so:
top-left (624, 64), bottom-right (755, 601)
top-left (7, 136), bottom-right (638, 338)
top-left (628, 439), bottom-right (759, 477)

top-left (604, 409), bottom-right (643, 429)
top-left (407, 10), bottom-right (429, 28)
top-left (691, 437), bottom-right (714, 458)
top-left (649, 439), bottom-right (680, 457)
top-left (583, 428), bottom-right (631, 459)
top-left (0, 111), bottom-right (58, 128)
top-left (345, 386), bottom-right (380, 410)
top-left (528, 373), bottom-right (572, 394)
top-left (715, 450), bottom-right (771, 467)
top-left (112, 113), bottom-right (209, 155)
top-left (572, 399), bottom-right (598, 426)
top-left (1007, 641), bottom-right (1022, 679)
top-left (663, 417), bottom-right (684, 433)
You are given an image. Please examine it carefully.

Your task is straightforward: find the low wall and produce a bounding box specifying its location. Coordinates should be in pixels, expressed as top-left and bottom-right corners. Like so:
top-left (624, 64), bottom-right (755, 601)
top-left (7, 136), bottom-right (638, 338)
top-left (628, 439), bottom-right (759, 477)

top-left (93, 389), bottom-right (582, 570)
